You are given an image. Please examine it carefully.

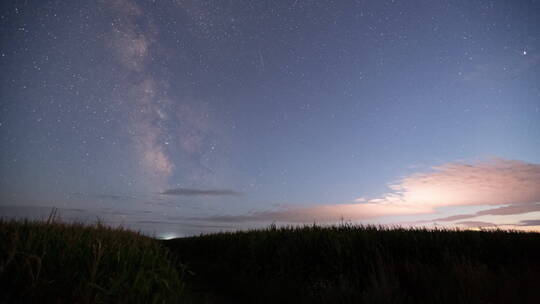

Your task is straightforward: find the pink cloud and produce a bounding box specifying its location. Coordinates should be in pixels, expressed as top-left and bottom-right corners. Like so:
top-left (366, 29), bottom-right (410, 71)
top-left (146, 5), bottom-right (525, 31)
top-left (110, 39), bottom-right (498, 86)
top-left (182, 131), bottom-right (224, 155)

top-left (383, 158), bottom-right (540, 208)
top-left (201, 202), bottom-right (430, 223)
top-left (455, 221), bottom-right (498, 228)
top-left (203, 158), bottom-right (540, 223)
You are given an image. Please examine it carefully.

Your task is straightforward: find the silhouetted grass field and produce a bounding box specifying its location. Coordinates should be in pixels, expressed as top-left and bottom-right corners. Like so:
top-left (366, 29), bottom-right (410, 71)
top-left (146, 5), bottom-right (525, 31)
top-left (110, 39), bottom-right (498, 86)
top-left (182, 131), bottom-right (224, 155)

top-left (165, 224), bottom-right (540, 304)
top-left (0, 218), bottom-right (185, 303)
top-left (1, 219), bottom-right (539, 303)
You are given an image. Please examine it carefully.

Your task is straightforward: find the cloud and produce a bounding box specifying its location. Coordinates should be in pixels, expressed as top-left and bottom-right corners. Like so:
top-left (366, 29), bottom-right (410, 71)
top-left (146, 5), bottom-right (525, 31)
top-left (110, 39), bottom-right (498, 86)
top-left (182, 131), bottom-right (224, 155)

top-left (197, 202), bottom-right (430, 223)
top-left (69, 192), bottom-right (138, 201)
top-left (376, 158), bottom-right (540, 208)
top-left (200, 158), bottom-right (540, 223)
top-left (433, 203), bottom-right (540, 222)
top-left (455, 221), bottom-right (498, 228)
top-left (161, 188), bottom-right (241, 196)
top-left (516, 220), bottom-right (540, 227)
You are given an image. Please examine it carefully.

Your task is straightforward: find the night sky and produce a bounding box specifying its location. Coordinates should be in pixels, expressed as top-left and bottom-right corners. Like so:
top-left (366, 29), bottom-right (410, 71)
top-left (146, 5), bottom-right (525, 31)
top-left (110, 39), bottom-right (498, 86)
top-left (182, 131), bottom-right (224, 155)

top-left (1, 0), bottom-right (539, 238)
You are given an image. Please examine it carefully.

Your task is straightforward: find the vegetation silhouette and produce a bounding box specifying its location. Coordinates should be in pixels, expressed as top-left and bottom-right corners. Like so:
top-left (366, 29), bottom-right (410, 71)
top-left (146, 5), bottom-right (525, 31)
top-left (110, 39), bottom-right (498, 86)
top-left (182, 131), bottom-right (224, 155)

top-left (1, 217), bottom-right (539, 303)
top-left (0, 216), bottom-right (185, 303)
top-left (165, 224), bottom-right (540, 304)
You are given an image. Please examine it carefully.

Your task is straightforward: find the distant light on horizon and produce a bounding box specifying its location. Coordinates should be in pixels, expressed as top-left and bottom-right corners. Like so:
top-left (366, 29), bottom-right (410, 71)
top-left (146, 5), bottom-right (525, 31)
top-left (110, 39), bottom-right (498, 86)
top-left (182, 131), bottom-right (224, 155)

top-left (158, 233), bottom-right (180, 240)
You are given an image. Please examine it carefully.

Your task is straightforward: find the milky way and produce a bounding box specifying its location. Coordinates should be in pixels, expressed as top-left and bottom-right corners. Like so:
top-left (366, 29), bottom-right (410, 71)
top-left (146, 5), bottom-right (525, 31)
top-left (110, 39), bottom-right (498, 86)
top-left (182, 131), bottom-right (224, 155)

top-left (104, 0), bottom-right (223, 190)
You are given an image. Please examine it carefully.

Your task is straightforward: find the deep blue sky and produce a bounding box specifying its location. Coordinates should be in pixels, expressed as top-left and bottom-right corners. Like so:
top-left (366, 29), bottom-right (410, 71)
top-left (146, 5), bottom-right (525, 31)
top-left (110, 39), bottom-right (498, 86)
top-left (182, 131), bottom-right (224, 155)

top-left (1, 1), bottom-right (539, 237)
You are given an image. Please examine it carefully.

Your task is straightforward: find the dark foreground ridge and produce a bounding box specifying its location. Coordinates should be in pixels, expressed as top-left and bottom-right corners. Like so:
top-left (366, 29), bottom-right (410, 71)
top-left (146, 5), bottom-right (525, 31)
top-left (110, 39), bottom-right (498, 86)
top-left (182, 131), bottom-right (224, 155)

top-left (2, 219), bottom-right (539, 303)
top-left (165, 224), bottom-right (540, 304)
top-left (0, 218), bottom-right (185, 304)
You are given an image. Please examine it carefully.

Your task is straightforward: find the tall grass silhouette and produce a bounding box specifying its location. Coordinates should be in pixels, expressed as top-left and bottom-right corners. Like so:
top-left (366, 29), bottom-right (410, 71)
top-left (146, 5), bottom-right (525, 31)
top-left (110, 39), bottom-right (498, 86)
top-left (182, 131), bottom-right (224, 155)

top-left (165, 224), bottom-right (540, 304)
top-left (0, 213), bottom-right (185, 303)
top-left (2, 215), bottom-right (539, 303)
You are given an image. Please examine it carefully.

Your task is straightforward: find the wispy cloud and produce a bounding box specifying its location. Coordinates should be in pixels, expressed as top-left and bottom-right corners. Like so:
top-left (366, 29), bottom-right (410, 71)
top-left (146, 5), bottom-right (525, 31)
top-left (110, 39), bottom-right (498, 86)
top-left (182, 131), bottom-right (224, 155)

top-left (455, 221), bottom-right (498, 228)
top-left (69, 192), bottom-right (138, 201)
top-left (433, 203), bottom-right (540, 222)
top-left (200, 158), bottom-right (540, 223)
top-left (161, 188), bottom-right (241, 196)
top-left (516, 219), bottom-right (540, 226)
top-left (195, 202), bottom-right (427, 223)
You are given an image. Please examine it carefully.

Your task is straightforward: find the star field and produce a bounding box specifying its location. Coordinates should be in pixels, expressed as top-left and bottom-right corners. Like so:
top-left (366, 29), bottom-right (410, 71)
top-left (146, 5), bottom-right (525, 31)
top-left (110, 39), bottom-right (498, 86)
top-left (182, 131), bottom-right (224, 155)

top-left (1, 0), bottom-right (539, 237)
